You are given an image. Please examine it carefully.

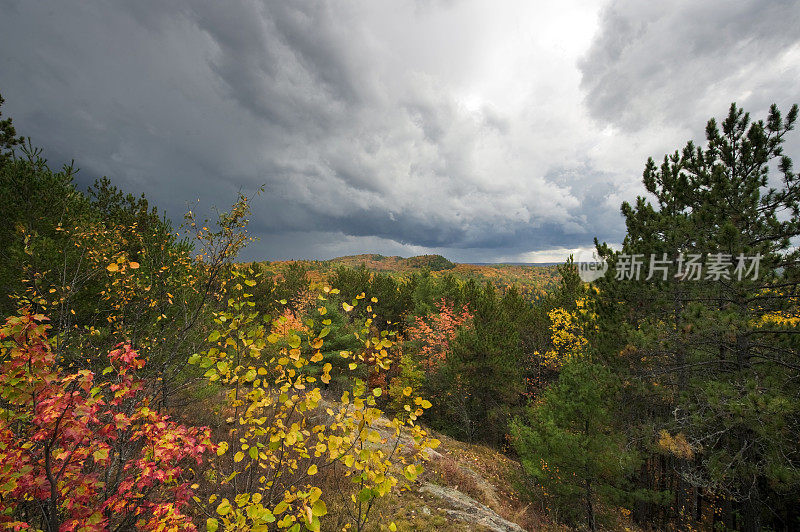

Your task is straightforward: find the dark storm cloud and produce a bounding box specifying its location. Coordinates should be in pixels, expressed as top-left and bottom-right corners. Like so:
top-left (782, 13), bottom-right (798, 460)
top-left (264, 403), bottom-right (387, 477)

top-left (1, 0), bottom-right (797, 262)
top-left (0, 0), bottom-right (596, 261)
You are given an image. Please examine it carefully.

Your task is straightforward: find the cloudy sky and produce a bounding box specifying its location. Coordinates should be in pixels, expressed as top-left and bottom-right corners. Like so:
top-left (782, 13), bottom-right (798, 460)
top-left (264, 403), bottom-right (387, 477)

top-left (1, 1), bottom-right (799, 263)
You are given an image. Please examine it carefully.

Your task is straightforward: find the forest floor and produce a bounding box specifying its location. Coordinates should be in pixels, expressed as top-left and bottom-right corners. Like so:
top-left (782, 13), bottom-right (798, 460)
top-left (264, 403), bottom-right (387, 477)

top-left (317, 405), bottom-right (557, 531)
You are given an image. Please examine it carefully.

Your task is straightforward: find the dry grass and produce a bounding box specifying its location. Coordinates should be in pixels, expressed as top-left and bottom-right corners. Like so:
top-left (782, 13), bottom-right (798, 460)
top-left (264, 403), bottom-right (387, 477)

top-left (423, 432), bottom-right (553, 531)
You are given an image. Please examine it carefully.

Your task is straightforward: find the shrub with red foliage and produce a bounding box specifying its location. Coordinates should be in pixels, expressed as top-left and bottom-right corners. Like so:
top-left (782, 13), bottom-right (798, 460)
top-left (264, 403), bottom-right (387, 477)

top-left (0, 311), bottom-right (214, 531)
top-left (405, 299), bottom-right (472, 371)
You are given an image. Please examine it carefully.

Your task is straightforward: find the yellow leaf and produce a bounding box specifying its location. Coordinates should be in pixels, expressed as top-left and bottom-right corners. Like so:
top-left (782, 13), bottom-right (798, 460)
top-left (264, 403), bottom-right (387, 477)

top-left (404, 464), bottom-right (418, 481)
top-left (92, 448), bottom-right (109, 461)
top-left (106, 263), bottom-right (118, 272)
top-left (307, 464), bottom-right (318, 475)
top-left (312, 500), bottom-right (327, 517)
top-left (129, 261), bottom-right (140, 269)
top-left (342, 302), bottom-right (354, 312)
top-left (216, 499), bottom-right (232, 516)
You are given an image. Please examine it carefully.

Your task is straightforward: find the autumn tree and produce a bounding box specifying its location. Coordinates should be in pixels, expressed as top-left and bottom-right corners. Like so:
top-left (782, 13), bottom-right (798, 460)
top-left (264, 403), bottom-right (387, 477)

top-left (0, 311), bottom-right (214, 530)
top-left (189, 271), bottom-right (439, 531)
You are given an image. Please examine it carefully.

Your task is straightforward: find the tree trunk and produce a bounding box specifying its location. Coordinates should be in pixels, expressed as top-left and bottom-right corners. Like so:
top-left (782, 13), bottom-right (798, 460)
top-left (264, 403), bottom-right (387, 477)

top-left (740, 498), bottom-right (761, 532)
top-left (585, 477), bottom-right (596, 532)
top-left (584, 418), bottom-right (596, 531)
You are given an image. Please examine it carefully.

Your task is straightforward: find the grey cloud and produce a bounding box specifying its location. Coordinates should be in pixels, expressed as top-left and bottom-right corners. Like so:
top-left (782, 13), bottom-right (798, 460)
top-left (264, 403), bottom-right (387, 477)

top-left (3, 0), bottom-right (792, 264)
top-left (580, 0), bottom-right (800, 132)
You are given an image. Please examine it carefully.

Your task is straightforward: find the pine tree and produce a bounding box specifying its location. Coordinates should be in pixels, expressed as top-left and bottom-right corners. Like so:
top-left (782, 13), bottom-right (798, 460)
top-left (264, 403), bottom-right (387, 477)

top-left (0, 93), bottom-right (23, 165)
top-left (441, 282), bottom-right (525, 445)
top-left (512, 359), bottom-right (639, 530)
top-left (594, 103), bottom-right (800, 530)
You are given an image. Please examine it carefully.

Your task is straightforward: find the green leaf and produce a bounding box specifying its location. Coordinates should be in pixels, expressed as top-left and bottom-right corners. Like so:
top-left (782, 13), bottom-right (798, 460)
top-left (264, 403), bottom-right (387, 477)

top-left (288, 334), bottom-right (301, 349)
top-left (216, 499), bottom-right (232, 516)
top-left (312, 500), bottom-right (327, 517)
top-left (207, 518), bottom-right (219, 532)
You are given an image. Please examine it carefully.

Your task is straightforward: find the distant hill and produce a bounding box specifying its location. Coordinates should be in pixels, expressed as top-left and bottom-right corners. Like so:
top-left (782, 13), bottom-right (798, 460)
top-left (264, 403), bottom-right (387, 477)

top-left (328, 254), bottom-right (456, 271)
top-left (254, 253), bottom-right (561, 299)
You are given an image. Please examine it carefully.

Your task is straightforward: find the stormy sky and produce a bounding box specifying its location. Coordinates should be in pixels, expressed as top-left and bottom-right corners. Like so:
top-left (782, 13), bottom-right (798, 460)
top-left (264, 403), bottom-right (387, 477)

top-left (1, 1), bottom-right (798, 263)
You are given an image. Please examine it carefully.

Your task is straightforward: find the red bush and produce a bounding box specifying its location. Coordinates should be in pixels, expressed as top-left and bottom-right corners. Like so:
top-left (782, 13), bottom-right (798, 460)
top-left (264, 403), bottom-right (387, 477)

top-left (0, 311), bottom-right (214, 531)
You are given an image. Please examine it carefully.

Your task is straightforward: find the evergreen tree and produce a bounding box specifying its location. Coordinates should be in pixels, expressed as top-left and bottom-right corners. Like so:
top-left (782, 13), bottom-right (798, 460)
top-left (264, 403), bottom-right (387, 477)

top-left (439, 282), bottom-right (525, 445)
top-left (512, 359), bottom-right (640, 531)
top-left (594, 103), bottom-right (800, 530)
top-left (0, 93), bottom-right (23, 165)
